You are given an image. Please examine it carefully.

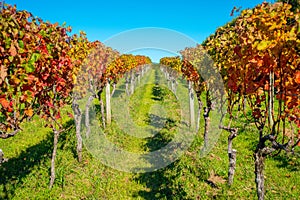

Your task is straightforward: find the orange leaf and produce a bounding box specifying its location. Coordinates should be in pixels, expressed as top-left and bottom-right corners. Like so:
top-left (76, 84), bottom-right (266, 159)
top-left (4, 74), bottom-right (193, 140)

top-left (298, 130), bottom-right (300, 146)
top-left (24, 108), bottom-right (34, 117)
top-left (27, 75), bottom-right (35, 84)
top-left (9, 43), bottom-right (17, 57)
top-left (295, 71), bottom-right (300, 84)
top-left (0, 98), bottom-right (10, 109)
top-left (0, 65), bottom-right (8, 83)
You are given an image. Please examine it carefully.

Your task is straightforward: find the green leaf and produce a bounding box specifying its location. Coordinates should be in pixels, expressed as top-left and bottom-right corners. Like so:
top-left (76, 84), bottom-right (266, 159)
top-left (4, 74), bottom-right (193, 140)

top-left (8, 56), bottom-right (14, 62)
top-left (30, 53), bottom-right (41, 62)
top-left (47, 44), bottom-right (53, 53)
top-left (19, 30), bottom-right (24, 38)
top-left (18, 40), bottom-right (24, 49)
top-left (40, 30), bottom-right (46, 37)
top-left (25, 62), bottom-right (35, 73)
top-left (20, 103), bottom-right (25, 110)
top-left (5, 37), bottom-right (11, 49)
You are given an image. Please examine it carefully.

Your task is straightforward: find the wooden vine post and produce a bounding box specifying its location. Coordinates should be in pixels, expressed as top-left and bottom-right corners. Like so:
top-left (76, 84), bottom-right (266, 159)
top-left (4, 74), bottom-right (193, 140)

top-left (106, 79), bottom-right (112, 125)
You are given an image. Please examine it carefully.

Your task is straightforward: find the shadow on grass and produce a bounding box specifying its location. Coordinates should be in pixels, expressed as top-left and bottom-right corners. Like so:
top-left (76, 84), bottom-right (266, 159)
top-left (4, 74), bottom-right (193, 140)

top-left (132, 150), bottom-right (209, 199)
top-left (144, 117), bottom-right (176, 152)
top-left (272, 151), bottom-right (300, 172)
top-left (132, 126), bottom-right (193, 199)
top-left (152, 85), bottom-right (165, 101)
top-left (0, 119), bottom-right (75, 199)
top-left (132, 161), bottom-right (189, 200)
top-left (0, 133), bottom-right (53, 199)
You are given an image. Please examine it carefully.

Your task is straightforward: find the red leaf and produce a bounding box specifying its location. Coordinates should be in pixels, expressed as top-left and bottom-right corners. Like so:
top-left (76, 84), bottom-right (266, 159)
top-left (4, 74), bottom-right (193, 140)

top-left (55, 112), bottom-right (61, 119)
top-left (47, 101), bottom-right (54, 108)
top-left (67, 112), bottom-right (74, 118)
top-left (234, 45), bottom-right (242, 58)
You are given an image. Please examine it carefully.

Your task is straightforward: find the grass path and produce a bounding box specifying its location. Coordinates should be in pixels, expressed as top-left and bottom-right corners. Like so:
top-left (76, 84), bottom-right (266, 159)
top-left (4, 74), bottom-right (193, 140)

top-left (0, 66), bottom-right (300, 199)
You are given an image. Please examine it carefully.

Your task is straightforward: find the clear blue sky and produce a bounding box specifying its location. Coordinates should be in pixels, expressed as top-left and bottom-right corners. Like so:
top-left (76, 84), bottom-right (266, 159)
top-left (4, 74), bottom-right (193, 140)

top-left (5, 0), bottom-right (272, 62)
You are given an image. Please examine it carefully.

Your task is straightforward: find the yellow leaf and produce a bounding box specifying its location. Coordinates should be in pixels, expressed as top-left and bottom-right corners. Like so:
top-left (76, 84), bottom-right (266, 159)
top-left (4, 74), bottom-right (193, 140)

top-left (257, 40), bottom-right (272, 51)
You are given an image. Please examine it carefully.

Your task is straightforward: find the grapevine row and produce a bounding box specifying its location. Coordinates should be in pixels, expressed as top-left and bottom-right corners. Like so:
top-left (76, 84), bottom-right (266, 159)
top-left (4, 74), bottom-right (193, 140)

top-left (160, 3), bottom-right (299, 199)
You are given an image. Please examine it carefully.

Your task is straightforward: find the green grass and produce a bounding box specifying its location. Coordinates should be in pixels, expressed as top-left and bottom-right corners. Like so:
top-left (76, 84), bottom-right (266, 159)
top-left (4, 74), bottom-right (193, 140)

top-left (0, 66), bottom-right (300, 199)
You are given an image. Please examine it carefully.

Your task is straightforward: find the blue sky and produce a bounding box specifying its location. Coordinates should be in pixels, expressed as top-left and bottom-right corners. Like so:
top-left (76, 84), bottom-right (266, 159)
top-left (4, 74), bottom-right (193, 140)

top-left (5, 0), bottom-right (272, 62)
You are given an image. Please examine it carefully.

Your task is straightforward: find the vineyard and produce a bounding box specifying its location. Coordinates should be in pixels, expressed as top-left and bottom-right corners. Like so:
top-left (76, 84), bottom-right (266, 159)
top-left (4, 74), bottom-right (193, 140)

top-left (0, 1), bottom-right (299, 200)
